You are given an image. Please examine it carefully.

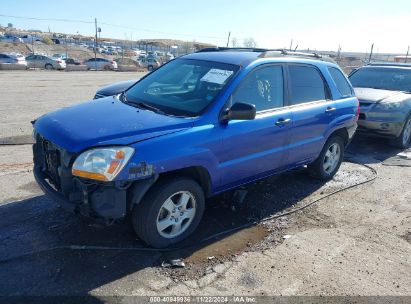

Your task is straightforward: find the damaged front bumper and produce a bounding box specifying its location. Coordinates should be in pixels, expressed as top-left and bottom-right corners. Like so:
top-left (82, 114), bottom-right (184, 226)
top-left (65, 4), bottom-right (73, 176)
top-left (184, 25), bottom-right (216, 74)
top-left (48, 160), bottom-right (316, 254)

top-left (34, 165), bottom-right (128, 220)
top-left (32, 135), bottom-right (157, 221)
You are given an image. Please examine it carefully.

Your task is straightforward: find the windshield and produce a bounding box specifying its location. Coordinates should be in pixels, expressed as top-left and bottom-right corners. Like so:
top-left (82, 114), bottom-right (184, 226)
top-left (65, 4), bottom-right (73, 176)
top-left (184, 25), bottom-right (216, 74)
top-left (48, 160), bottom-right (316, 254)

top-left (125, 59), bottom-right (239, 117)
top-left (349, 67), bottom-right (411, 92)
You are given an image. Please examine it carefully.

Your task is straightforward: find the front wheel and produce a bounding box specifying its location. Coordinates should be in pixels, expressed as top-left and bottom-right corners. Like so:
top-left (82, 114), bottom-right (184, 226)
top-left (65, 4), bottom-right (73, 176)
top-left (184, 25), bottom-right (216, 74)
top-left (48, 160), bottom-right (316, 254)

top-left (308, 136), bottom-right (345, 180)
top-left (390, 114), bottom-right (411, 149)
top-left (132, 177), bottom-right (205, 248)
top-left (45, 63), bottom-right (53, 70)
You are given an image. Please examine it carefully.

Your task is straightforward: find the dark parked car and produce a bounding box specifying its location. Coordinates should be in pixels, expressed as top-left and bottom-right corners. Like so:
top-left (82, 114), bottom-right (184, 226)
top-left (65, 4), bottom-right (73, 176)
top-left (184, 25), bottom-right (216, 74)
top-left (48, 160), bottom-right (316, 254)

top-left (33, 48), bottom-right (359, 248)
top-left (94, 79), bottom-right (137, 99)
top-left (65, 58), bottom-right (82, 65)
top-left (349, 63), bottom-right (411, 148)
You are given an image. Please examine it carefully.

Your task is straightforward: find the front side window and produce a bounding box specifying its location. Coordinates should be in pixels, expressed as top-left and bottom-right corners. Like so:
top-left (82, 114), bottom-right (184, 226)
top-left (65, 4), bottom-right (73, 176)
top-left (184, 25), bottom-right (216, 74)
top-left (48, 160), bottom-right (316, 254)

top-left (289, 65), bottom-right (326, 105)
top-left (231, 65), bottom-right (284, 111)
top-left (349, 67), bottom-right (411, 92)
top-left (125, 59), bottom-right (239, 117)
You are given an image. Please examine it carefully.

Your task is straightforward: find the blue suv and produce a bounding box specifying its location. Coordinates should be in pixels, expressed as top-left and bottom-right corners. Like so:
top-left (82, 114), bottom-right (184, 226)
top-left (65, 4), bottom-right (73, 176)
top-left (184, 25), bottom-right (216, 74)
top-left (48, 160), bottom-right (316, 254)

top-left (33, 48), bottom-right (359, 248)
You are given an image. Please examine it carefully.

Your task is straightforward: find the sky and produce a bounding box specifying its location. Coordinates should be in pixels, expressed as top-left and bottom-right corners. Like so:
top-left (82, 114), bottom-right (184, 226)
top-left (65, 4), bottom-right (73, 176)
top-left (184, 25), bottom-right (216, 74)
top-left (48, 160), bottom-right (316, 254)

top-left (1, 0), bottom-right (411, 53)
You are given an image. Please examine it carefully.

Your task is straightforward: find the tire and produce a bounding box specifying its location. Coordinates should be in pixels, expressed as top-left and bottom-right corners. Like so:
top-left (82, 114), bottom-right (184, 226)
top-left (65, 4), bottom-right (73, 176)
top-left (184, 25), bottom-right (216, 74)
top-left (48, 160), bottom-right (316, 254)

top-left (103, 65), bottom-right (111, 71)
top-left (132, 177), bottom-right (205, 248)
top-left (390, 114), bottom-right (411, 149)
top-left (308, 135), bottom-right (345, 180)
top-left (45, 63), bottom-right (53, 70)
top-left (147, 65), bottom-right (153, 71)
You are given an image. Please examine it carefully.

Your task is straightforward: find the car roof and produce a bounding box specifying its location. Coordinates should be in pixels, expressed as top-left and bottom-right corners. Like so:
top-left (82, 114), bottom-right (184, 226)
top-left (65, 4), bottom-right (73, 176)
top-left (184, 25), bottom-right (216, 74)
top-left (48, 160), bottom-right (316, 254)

top-left (365, 62), bottom-right (411, 69)
top-left (182, 48), bottom-right (336, 67)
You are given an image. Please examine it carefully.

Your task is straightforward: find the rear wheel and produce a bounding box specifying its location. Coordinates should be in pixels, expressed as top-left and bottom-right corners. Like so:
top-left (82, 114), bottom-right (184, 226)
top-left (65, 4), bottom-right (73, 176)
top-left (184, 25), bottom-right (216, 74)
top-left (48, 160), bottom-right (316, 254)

top-left (147, 65), bottom-right (154, 71)
top-left (132, 177), bottom-right (205, 248)
top-left (45, 63), bottom-right (53, 70)
top-left (308, 136), bottom-right (344, 180)
top-left (390, 114), bottom-right (411, 149)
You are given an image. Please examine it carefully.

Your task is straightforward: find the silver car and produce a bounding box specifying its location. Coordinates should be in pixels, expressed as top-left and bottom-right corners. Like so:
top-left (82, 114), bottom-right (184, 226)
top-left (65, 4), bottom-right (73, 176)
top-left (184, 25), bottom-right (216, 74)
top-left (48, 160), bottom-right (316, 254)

top-left (138, 57), bottom-right (161, 71)
top-left (84, 58), bottom-right (118, 70)
top-left (349, 63), bottom-right (411, 148)
top-left (25, 54), bottom-right (66, 70)
top-left (0, 53), bottom-right (27, 66)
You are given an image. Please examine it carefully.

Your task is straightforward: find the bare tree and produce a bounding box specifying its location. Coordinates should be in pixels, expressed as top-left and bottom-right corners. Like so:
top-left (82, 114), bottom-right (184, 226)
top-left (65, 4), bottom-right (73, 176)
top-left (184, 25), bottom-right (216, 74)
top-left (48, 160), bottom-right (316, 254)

top-left (243, 38), bottom-right (257, 48)
top-left (231, 37), bottom-right (239, 47)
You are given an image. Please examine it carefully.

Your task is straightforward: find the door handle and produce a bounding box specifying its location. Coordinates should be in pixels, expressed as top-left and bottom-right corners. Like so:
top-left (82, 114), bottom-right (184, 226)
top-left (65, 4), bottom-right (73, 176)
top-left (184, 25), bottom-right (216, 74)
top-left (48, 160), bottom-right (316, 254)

top-left (325, 107), bottom-right (337, 113)
top-left (275, 118), bottom-right (292, 126)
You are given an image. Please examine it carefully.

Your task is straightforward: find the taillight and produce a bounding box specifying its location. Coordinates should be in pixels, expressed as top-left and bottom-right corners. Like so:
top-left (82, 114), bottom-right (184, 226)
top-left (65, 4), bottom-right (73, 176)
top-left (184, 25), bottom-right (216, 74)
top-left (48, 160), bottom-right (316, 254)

top-left (57, 60), bottom-right (62, 63)
top-left (111, 61), bottom-right (115, 64)
top-left (355, 98), bottom-right (360, 121)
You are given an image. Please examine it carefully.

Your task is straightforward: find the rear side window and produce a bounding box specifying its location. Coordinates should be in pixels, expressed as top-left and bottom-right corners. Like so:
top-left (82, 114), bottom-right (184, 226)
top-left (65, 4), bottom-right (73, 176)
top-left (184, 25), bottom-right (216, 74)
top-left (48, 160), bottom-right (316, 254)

top-left (289, 65), bottom-right (326, 105)
top-left (328, 67), bottom-right (353, 97)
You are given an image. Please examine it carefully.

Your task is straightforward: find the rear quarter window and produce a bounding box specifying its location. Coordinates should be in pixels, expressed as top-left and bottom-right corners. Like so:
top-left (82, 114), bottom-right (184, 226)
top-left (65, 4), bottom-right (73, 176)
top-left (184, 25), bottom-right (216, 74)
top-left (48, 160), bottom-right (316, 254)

top-left (328, 67), bottom-right (353, 97)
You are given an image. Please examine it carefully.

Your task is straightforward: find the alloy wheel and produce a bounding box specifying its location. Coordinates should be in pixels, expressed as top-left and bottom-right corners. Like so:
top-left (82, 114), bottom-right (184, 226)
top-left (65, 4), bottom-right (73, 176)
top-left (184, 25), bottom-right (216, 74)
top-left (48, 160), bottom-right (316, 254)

top-left (323, 143), bottom-right (341, 174)
top-left (156, 191), bottom-right (197, 238)
top-left (402, 118), bottom-right (411, 146)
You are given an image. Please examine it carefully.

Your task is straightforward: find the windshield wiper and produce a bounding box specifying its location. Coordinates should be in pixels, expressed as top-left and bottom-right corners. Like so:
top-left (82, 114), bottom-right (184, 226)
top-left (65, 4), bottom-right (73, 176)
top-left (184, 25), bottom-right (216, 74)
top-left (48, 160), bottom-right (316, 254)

top-left (121, 93), bottom-right (166, 115)
top-left (134, 101), bottom-right (166, 115)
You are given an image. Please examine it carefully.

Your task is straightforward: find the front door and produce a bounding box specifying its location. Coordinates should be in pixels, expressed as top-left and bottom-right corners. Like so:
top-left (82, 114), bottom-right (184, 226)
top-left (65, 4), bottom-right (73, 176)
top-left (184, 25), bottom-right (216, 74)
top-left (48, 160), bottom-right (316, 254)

top-left (218, 64), bottom-right (292, 189)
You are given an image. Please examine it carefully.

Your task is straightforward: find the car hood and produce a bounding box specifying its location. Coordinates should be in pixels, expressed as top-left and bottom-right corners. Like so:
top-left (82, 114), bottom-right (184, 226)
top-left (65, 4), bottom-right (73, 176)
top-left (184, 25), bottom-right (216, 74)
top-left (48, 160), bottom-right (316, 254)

top-left (354, 87), bottom-right (410, 103)
top-left (34, 97), bottom-right (193, 153)
top-left (97, 79), bottom-right (138, 96)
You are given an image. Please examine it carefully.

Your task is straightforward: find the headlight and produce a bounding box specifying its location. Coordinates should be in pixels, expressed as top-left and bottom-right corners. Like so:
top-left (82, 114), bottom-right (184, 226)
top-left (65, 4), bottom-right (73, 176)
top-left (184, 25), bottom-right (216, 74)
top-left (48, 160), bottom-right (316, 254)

top-left (375, 102), bottom-right (403, 110)
top-left (72, 147), bottom-right (134, 181)
top-left (32, 128), bottom-right (37, 141)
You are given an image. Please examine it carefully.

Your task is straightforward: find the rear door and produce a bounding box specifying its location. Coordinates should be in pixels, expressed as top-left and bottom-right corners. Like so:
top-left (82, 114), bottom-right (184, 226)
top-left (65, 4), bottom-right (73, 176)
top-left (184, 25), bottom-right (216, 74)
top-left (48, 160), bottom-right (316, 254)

top-left (219, 64), bottom-right (292, 188)
top-left (25, 55), bottom-right (36, 68)
top-left (285, 64), bottom-right (337, 166)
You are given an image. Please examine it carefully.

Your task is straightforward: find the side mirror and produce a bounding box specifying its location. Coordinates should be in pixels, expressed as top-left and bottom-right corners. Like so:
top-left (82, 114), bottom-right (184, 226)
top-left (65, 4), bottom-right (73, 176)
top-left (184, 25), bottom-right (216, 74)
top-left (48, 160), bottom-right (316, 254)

top-left (222, 102), bottom-right (256, 122)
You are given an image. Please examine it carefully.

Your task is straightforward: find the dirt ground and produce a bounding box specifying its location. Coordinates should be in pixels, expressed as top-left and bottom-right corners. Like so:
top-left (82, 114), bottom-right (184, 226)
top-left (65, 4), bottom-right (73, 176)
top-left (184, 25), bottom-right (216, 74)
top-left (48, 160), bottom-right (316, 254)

top-left (0, 71), bottom-right (410, 299)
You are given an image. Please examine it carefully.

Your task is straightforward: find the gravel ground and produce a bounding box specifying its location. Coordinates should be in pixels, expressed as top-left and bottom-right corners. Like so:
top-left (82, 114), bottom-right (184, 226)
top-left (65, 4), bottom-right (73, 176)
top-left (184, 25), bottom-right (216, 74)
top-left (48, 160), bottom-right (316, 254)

top-left (0, 71), bottom-right (410, 298)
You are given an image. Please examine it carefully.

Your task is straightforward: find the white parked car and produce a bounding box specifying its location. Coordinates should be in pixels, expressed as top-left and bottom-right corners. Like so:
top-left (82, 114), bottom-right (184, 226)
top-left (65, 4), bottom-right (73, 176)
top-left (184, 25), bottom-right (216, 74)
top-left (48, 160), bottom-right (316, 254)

top-left (0, 53), bottom-right (27, 66)
top-left (84, 58), bottom-right (118, 70)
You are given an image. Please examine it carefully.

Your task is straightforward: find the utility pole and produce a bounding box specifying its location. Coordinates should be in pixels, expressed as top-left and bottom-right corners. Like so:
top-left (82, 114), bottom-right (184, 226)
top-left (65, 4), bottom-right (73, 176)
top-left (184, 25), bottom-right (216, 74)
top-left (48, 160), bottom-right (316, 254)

top-left (337, 45), bottom-right (341, 65)
top-left (226, 32), bottom-right (231, 48)
top-left (65, 38), bottom-right (68, 60)
top-left (31, 36), bottom-right (34, 54)
top-left (94, 18), bottom-right (98, 70)
top-left (368, 43), bottom-right (374, 63)
top-left (289, 39), bottom-right (293, 51)
top-left (405, 45), bottom-right (410, 63)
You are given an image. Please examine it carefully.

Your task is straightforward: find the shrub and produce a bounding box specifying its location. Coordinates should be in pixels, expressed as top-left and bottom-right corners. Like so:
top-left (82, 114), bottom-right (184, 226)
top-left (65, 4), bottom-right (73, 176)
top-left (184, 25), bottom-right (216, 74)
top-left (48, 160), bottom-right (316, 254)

top-left (42, 37), bottom-right (53, 45)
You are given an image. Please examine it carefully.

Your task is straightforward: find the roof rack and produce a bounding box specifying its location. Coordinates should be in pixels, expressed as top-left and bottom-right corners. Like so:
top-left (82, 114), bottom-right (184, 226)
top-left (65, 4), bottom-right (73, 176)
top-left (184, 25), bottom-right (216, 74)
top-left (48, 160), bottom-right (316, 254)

top-left (196, 47), bottom-right (270, 53)
top-left (196, 47), bottom-right (334, 63)
top-left (259, 49), bottom-right (321, 58)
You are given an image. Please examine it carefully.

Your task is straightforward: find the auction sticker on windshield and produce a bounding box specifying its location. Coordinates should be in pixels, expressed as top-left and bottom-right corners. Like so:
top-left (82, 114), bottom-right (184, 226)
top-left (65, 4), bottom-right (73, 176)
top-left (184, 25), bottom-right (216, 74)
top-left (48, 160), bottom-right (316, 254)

top-left (200, 69), bottom-right (234, 84)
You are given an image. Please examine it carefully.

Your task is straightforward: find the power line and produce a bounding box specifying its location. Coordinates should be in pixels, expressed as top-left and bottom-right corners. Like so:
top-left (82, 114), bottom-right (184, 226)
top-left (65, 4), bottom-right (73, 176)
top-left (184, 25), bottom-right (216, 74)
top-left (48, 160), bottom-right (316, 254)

top-left (99, 22), bottom-right (226, 40)
top-left (0, 14), bottom-right (93, 24)
top-left (0, 13), bottom-right (226, 41)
